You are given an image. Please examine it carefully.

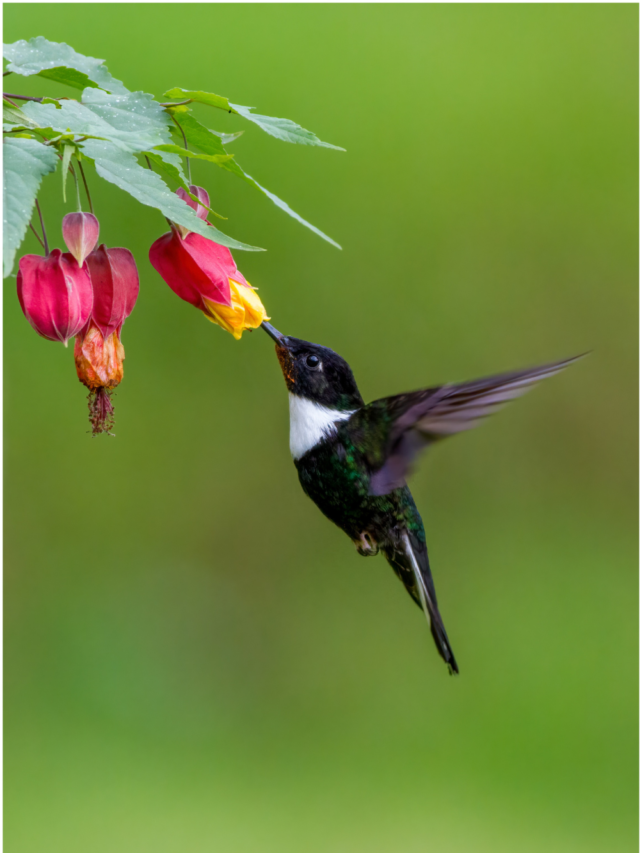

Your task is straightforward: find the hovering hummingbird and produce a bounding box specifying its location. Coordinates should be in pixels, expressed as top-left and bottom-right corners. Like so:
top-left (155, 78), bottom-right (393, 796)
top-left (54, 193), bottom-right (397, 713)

top-left (261, 321), bottom-right (581, 673)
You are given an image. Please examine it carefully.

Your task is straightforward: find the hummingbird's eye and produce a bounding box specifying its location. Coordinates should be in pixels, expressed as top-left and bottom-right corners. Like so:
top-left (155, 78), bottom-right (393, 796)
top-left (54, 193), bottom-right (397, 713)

top-left (305, 354), bottom-right (320, 369)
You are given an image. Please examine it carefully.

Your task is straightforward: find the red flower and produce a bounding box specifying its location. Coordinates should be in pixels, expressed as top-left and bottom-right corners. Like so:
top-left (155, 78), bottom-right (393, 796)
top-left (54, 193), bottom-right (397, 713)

top-left (149, 188), bottom-right (268, 340)
top-left (149, 225), bottom-right (237, 308)
top-left (75, 245), bottom-right (139, 435)
top-left (17, 249), bottom-right (93, 345)
top-left (62, 212), bottom-right (100, 267)
top-left (85, 245), bottom-right (139, 338)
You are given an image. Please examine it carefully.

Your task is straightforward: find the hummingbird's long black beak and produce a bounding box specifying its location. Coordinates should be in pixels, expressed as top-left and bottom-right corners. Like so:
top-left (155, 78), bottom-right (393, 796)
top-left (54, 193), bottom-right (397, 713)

top-left (261, 321), bottom-right (285, 344)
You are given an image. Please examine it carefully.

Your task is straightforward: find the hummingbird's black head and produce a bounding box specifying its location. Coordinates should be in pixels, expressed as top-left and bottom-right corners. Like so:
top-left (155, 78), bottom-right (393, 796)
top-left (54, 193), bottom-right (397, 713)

top-left (262, 323), bottom-right (364, 411)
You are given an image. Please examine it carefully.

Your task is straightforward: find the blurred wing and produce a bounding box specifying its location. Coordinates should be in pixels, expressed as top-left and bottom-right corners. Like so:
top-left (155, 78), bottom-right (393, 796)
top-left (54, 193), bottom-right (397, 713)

top-left (367, 355), bottom-right (584, 496)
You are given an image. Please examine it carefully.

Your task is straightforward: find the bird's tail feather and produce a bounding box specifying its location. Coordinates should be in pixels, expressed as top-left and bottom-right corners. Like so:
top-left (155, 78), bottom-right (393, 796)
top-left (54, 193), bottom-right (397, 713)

top-left (388, 532), bottom-right (459, 674)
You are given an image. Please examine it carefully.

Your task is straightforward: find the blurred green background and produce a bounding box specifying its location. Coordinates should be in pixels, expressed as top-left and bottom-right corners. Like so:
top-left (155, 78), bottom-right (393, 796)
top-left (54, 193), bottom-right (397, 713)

top-left (4, 5), bottom-right (637, 852)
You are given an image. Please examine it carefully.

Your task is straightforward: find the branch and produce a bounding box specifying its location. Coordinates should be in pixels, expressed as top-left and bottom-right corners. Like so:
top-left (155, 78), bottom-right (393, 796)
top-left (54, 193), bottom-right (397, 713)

top-left (3, 92), bottom-right (44, 102)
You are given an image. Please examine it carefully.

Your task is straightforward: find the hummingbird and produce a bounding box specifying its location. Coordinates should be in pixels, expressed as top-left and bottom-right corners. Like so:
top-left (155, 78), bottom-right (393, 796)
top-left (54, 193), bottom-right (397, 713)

top-left (261, 321), bottom-right (581, 674)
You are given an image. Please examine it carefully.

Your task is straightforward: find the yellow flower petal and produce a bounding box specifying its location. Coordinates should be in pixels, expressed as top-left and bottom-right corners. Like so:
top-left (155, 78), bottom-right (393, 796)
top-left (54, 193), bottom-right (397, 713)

top-left (202, 278), bottom-right (269, 340)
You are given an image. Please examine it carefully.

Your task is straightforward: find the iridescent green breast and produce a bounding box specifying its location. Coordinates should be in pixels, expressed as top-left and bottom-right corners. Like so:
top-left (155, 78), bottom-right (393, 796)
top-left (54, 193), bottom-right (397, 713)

top-left (294, 428), bottom-right (425, 547)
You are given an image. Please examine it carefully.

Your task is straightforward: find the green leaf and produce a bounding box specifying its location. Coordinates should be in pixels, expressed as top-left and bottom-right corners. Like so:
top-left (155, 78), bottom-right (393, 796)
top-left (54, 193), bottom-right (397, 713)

top-left (143, 148), bottom-right (188, 187)
top-left (173, 113), bottom-right (340, 247)
top-left (3, 101), bottom-right (38, 128)
top-left (164, 88), bottom-right (231, 111)
top-left (230, 104), bottom-right (345, 150)
top-left (3, 121), bottom-right (80, 145)
top-left (3, 137), bottom-right (58, 277)
top-left (61, 143), bottom-right (74, 202)
top-left (163, 103), bottom-right (190, 115)
top-left (166, 109), bottom-right (242, 146)
top-left (81, 88), bottom-right (171, 147)
top-left (80, 140), bottom-right (263, 252)
top-left (154, 143), bottom-right (233, 165)
top-left (221, 160), bottom-right (341, 249)
top-left (208, 129), bottom-right (244, 146)
top-left (20, 89), bottom-right (172, 153)
top-left (3, 37), bottom-right (128, 94)
top-left (3, 104), bottom-right (81, 142)
top-left (164, 88), bottom-right (344, 150)
top-left (171, 112), bottom-right (229, 157)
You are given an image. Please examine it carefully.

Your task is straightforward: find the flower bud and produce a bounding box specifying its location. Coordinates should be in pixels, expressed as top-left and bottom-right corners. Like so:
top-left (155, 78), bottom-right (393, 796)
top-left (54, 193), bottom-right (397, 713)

top-left (62, 212), bottom-right (100, 267)
top-left (85, 245), bottom-right (139, 338)
top-left (177, 185), bottom-right (209, 220)
top-left (74, 322), bottom-right (125, 391)
top-left (17, 249), bottom-right (93, 345)
top-left (149, 227), bottom-right (268, 340)
top-left (74, 323), bottom-right (124, 436)
top-left (174, 186), bottom-right (210, 239)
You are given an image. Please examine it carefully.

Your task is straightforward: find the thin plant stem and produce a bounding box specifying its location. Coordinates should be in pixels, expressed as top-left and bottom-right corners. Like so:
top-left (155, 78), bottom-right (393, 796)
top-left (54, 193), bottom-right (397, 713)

top-left (159, 99), bottom-right (192, 107)
top-left (3, 92), bottom-right (43, 101)
top-left (171, 115), bottom-right (191, 184)
top-left (35, 199), bottom-right (49, 255)
top-left (77, 161), bottom-right (93, 214)
top-left (3, 95), bottom-right (18, 107)
top-left (3, 71), bottom-right (12, 77)
top-left (70, 164), bottom-right (82, 212)
top-left (148, 158), bottom-right (176, 230)
top-left (29, 221), bottom-right (45, 250)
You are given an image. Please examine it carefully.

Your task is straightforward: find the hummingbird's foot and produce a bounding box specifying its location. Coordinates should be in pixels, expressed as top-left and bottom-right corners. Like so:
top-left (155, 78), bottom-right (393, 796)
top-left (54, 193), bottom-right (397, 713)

top-left (355, 531), bottom-right (379, 556)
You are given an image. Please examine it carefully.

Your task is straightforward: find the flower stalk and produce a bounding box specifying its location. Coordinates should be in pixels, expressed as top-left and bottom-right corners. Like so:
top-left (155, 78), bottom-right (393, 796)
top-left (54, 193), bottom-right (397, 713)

top-left (35, 198), bottom-right (48, 255)
top-left (77, 160), bottom-right (93, 214)
top-left (28, 221), bottom-right (45, 250)
top-left (171, 115), bottom-right (191, 184)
